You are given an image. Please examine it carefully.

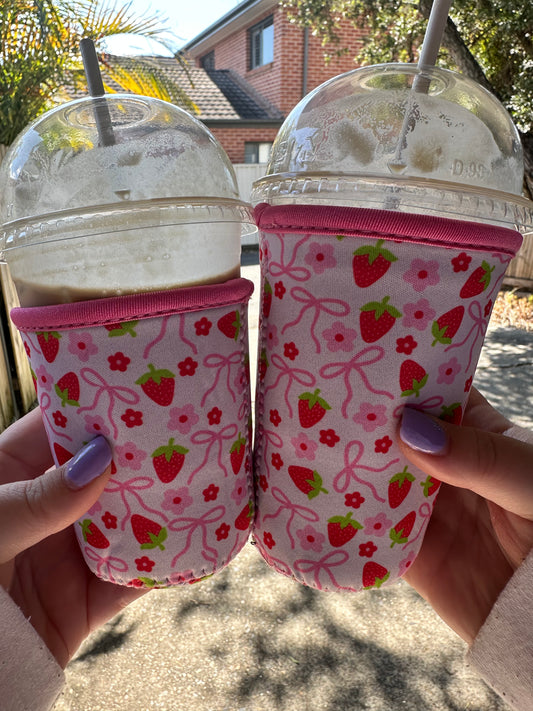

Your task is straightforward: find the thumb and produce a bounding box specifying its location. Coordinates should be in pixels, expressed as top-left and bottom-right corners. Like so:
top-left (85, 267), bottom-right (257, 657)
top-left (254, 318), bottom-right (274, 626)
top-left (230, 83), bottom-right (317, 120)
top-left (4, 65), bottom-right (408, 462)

top-left (398, 407), bottom-right (533, 520)
top-left (0, 437), bottom-right (113, 563)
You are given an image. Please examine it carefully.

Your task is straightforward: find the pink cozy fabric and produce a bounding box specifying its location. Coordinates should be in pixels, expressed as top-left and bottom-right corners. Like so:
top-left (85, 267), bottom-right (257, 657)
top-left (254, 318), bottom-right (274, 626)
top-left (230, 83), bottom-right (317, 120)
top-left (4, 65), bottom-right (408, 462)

top-left (11, 278), bottom-right (254, 588)
top-left (252, 204), bottom-right (522, 592)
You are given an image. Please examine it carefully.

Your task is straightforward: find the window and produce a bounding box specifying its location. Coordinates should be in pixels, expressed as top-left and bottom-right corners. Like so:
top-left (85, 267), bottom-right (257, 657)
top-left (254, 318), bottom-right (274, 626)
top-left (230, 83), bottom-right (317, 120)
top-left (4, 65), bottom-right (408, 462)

top-left (201, 51), bottom-right (215, 71)
top-left (249, 16), bottom-right (274, 70)
top-left (244, 142), bottom-right (273, 164)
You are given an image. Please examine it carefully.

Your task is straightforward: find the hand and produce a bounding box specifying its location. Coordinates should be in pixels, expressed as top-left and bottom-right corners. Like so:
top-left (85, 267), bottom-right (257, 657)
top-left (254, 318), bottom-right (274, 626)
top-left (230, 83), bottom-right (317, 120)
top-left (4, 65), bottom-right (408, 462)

top-left (0, 408), bottom-right (146, 667)
top-left (398, 388), bottom-right (533, 644)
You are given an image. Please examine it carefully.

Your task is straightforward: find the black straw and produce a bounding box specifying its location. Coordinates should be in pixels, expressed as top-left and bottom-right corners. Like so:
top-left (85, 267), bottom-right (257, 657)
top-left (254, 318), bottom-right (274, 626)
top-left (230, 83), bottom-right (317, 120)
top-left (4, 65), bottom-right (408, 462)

top-left (80, 38), bottom-right (115, 147)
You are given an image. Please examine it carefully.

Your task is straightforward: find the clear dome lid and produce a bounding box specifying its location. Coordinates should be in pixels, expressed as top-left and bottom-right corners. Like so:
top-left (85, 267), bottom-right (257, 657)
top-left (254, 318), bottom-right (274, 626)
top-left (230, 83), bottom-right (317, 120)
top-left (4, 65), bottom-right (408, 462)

top-left (253, 64), bottom-right (533, 230)
top-left (0, 93), bottom-right (243, 225)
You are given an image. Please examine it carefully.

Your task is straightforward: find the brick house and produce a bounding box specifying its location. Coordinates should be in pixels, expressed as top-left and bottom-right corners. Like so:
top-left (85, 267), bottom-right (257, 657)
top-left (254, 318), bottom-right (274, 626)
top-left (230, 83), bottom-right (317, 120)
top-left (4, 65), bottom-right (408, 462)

top-left (181, 0), bottom-right (366, 164)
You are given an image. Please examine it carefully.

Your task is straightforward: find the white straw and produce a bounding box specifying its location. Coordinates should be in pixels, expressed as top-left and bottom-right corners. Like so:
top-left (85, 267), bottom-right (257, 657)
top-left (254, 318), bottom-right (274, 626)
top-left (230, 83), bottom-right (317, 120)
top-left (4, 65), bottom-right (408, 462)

top-left (389, 0), bottom-right (453, 170)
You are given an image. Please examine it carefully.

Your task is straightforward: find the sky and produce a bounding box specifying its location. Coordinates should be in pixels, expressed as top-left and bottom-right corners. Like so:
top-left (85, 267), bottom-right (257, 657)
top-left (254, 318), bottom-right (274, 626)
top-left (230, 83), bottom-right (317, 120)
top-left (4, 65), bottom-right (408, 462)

top-left (104, 0), bottom-right (244, 55)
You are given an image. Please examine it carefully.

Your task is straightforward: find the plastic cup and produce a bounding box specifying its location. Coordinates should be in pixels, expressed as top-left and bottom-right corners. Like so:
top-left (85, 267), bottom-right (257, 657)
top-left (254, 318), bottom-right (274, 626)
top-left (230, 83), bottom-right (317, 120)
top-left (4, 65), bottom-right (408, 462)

top-left (250, 64), bottom-right (533, 592)
top-left (0, 95), bottom-right (257, 588)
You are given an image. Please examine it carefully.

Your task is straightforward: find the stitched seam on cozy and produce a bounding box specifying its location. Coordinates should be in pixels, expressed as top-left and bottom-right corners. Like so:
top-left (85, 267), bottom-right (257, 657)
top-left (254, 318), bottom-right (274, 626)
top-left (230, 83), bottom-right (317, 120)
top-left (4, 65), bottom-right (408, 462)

top-left (11, 278), bottom-right (254, 332)
top-left (253, 203), bottom-right (522, 256)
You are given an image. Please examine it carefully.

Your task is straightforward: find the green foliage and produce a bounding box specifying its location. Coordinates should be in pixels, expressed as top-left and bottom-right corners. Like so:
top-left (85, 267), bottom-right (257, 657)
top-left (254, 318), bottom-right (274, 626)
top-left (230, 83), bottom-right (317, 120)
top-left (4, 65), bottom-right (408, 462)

top-left (0, 0), bottom-right (195, 147)
top-left (281, 0), bottom-right (533, 133)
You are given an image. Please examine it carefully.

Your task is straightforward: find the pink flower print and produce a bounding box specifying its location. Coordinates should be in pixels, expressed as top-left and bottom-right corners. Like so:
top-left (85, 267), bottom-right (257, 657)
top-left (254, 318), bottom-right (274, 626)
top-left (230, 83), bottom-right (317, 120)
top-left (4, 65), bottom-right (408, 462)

top-left (319, 428), bottom-right (340, 448)
top-left (35, 365), bottom-right (53, 392)
top-left (396, 335), bottom-right (418, 355)
top-left (259, 474), bottom-right (268, 492)
top-left (283, 341), bottom-right (299, 361)
top-left (353, 402), bottom-right (388, 433)
top-left (162, 487), bottom-right (193, 516)
top-left (178, 357), bottom-right (198, 377)
top-left (291, 432), bottom-right (318, 461)
top-left (84, 414), bottom-right (111, 438)
top-left (101, 511), bottom-right (117, 529)
top-left (275, 281), bottom-right (286, 299)
top-left (437, 356), bottom-right (461, 385)
top-left (52, 410), bottom-right (67, 428)
top-left (269, 409), bottom-right (282, 427)
top-left (484, 299), bottom-right (493, 318)
top-left (168, 404), bottom-right (199, 434)
top-left (266, 324), bottom-right (279, 349)
top-left (296, 524), bottom-right (325, 553)
top-left (374, 435), bottom-right (393, 453)
top-left (399, 551), bottom-right (417, 576)
top-left (363, 512), bottom-right (392, 538)
top-left (403, 259), bottom-right (440, 292)
top-left (358, 541), bottom-right (377, 558)
top-left (216, 523), bottom-right (230, 541)
top-left (271, 452), bottom-right (284, 470)
top-left (402, 298), bottom-right (436, 331)
top-left (305, 242), bottom-right (337, 275)
top-left (207, 407), bottom-right (222, 426)
top-left (135, 556), bottom-right (155, 572)
top-left (263, 531), bottom-right (276, 549)
top-left (194, 316), bottom-right (212, 336)
top-left (202, 483), bottom-right (219, 502)
top-left (451, 252), bottom-right (472, 273)
top-left (231, 477), bottom-right (248, 506)
top-left (121, 408), bottom-right (143, 428)
top-left (67, 332), bottom-right (98, 362)
top-left (464, 375), bottom-right (473, 392)
top-left (115, 441), bottom-right (147, 471)
top-left (322, 321), bottom-right (357, 353)
top-left (108, 351), bottom-right (131, 372)
top-left (344, 491), bottom-right (365, 509)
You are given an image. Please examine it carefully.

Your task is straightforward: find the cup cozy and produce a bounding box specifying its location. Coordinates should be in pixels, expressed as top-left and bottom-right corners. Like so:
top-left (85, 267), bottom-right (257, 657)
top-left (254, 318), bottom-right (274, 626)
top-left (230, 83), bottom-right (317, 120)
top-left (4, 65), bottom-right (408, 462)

top-left (11, 278), bottom-right (254, 588)
top-left (252, 203), bottom-right (522, 592)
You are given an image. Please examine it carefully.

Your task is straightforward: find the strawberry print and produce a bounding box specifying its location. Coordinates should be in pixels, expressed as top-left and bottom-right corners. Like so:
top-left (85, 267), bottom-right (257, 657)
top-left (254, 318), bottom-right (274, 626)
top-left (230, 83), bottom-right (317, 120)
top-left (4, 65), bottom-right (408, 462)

top-left (431, 306), bottom-right (464, 346)
top-left (53, 442), bottom-right (74, 466)
top-left (327, 512), bottom-right (363, 547)
top-left (262, 279), bottom-right (273, 318)
top-left (399, 359), bottom-right (428, 397)
top-left (14, 277), bottom-right (254, 589)
top-left (217, 310), bottom-right (241, 340)
top-left (362, 562), bottom-right (390, 589)
top-left (104, 321), bottom-right (138, 337)
top-left (79, 519), bottom-right (110, 549)
top-left (258, 348), bottom-right (268, 381)
top-left (55, 372), bottom-right (80, 407)
top-left (352, 239), bottom-right (397, 287)
top-left (388, 466), bottom-right (415, 509)
top-left (389, 511), bottom-right (416, 548)
top-left (421, 475), bottom-right (441, 497)
top-left (151, 438), bottom-right (189, 483)
top-left (459, 261), bottom-right (495, 298)
top-left (359, 296), bottom-right (402, 343)
top-left (37, 331), bottom-right (61, 363)
top-left (136, 363), bottom-right (175, 406)
top-left (288, 465), bottom-right (329, 499)
top-left (440, 402), bottom-right (463, 424)
top-left (131, 514), bottom-right (167, 551)
top-left (298, 389), bottom-right (331, 428)
top-left (234, 500), bottom-right (254, 531)
top-left (230, 433), bottom-right (247, 474)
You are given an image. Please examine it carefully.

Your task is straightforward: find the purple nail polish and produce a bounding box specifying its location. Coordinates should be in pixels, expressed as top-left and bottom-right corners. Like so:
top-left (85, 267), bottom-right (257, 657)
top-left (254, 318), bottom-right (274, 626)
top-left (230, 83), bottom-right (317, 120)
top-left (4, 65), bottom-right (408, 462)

top-left (400, 407), bottom-right (448, 455)
top-left (65, 437), bottom-right (112, 490)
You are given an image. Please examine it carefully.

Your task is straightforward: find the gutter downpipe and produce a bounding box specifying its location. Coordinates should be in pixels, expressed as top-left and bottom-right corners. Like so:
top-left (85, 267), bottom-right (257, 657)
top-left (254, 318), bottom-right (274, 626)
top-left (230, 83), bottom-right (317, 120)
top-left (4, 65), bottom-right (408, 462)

top-left (302, 25), bottom-right (309, 98)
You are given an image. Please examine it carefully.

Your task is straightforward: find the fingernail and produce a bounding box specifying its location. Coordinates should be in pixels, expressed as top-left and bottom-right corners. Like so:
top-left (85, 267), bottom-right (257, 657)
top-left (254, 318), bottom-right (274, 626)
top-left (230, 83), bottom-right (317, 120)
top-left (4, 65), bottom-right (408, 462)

top-left (400, 407), bottom-right (448, 455)
top-left (65, 437), bottom-right (113, 490)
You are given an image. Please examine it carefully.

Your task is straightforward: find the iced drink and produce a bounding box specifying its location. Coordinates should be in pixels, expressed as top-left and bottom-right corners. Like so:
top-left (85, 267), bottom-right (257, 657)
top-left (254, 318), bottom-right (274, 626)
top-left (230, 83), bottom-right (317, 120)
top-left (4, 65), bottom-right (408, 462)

top-left (0, 94), bottom-right (257, 587)
top-left (250, 63), bottom-right (533, 592)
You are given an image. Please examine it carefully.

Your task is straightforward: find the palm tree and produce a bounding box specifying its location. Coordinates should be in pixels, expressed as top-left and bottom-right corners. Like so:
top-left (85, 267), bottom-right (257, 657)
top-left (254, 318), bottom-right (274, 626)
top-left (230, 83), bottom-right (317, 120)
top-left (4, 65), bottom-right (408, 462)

top-left (0, 0), bottom-right (196, 149)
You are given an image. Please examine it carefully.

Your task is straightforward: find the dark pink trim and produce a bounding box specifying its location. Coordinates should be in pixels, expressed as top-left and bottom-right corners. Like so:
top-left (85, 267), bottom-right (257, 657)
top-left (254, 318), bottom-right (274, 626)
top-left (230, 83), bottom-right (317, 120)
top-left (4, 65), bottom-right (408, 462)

top-left (11, 278), bottom-right (254, 332)
top-left (254, 203), bottom-right (522, 256)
